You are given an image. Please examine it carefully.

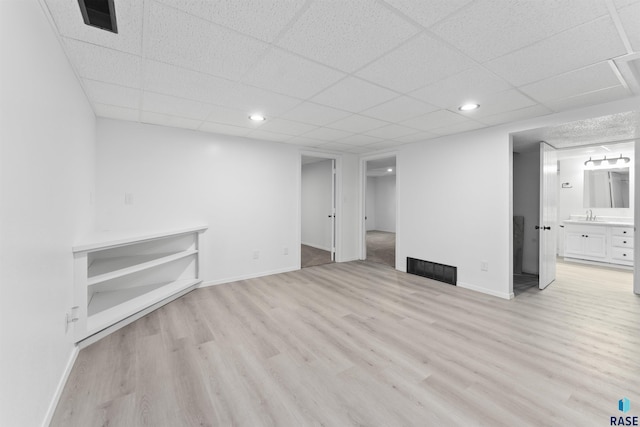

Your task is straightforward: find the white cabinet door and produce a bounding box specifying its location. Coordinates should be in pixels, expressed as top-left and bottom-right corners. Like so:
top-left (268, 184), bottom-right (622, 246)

top-left (564, 232), bottom-right (585, 257)
top-left (583, 233), bottom-right (607, 259)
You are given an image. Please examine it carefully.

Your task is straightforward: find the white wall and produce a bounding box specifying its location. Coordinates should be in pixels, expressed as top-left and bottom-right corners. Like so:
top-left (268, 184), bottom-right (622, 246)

top-left (302, 159), bottom-right (333, 251)
top-left (398, 128), bottom-right (512, 299)
top-left (513, 150), bottom-right (540, 274)
top-left (0, 1), bottom-right (96, 426)
top-left (374, 175), bottom-right (396, 233)
top-left (396, 96), bottom-right (640, 300)
top-left (366, 176), bottom-right (377, 231)
top-left (339, 154), bottom-right (360, 262)
top-left (96, 119), bottom-right (305, 284)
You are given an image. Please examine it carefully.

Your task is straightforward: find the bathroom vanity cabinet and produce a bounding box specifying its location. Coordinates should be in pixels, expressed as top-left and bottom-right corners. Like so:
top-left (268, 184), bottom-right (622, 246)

top-left (563, 221), bottom-right (633, 267)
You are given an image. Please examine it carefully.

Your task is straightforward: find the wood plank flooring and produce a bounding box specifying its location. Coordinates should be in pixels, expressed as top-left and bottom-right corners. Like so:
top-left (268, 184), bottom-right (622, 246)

top-left (51, 261), bottom-right (639, 426)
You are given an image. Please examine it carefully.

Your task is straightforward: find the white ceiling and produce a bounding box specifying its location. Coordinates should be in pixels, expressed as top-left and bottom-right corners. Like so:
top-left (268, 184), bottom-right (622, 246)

top-left (43, 0), bottom-right (640, 154)
top-left (512, 111), bottom-right (640, 151)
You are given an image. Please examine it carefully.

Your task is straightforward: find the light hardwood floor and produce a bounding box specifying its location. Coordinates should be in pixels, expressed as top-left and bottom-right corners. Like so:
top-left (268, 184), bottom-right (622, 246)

top-left (52, 261), bottom-right (639, 426)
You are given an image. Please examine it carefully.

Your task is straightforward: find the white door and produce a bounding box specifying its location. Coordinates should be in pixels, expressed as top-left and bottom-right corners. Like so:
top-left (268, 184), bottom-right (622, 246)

top-left (330, 159), bottom-right (336, 261)
top-left (539, 142), bottom-right (558, 289)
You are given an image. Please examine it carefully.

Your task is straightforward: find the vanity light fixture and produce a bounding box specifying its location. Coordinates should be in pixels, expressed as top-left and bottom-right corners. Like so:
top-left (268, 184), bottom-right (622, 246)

top-left (584, 154), bottom-right (630, 168)
top-left (387, 168), bottom-right (393, 172)
top-left (458, 103), bottom-right (480, 111)
top-left (249, 114), bottom-right (266, 121)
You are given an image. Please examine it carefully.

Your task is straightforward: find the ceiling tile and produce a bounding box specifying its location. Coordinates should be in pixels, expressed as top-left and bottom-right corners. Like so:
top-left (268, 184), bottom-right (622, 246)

top-left (315, 142), bottom-right (359, 151)
top-left (246, 129), bottom-right (293, 142)
top-left (258, 118), bottom-right (317, 136)
top-left (311, 77), bottom-right (398, 113)
top-left (346, 146), bottom-right (376, 154)
top-left (154, 0), bottom-right (306, 42)
top-left (93, 103), bottom-right (139, 122)
top-left (410, 66), bottom-right (512, 109)
top-left (519, 62), bottom-right (621, 103)
top-left (144, 1), bottom-right (270, 80)
top-left (224, 83), bottom-right (302, 117)
top-left (455, 89), bottom-right (536, 119)
top-left (63, 38), bottom-right (141, 88)
top-left (543, 86), bottom-right (632, 112)
top-left (392, 131), bottom-right (438, 143)
top-left (83, 79), bottom-right (141, 109)
top-left (361, 96), bottom-right (437, 122)
top-left (276, 0), bottom-right (419, 72)
top-left (144, 60), bottom-right (237, 105)
top-left (356, 33), bottom-right (476, 93)
top-left (430, 0), bottom-right (609, 62)
top-left (617, 2), bottom-right (640, 51)
top-left (484, 17), bottom-right (627, 86)
top-left (365, 140), bottom-right (407, 151)
top-left (364, 124), bottom-right (420, 139)
top-left (336, 134), bottom-right (384, 146)
top-left (284, 136), bottom-right (326, 147)
top-left (301, 127), bottom-right (353, 141)
top-left (477, 105), bottom-right (554, 126)
top-left (141, 111), bottom-right (202, 130)
top-left (241, 48), bottom-right (346, 99)
top-left (614, 0), bottom-right (639, 7)
top-left (382, 0), bottom-right (474, 28)
top-left (401, 109), bottom-right (468, 131)
top-left (142, 92), bottom-right (213, 121)
top-left (205, 104), bottom-right (265, 128)
top-left (430, 121), bottom-right (486, 136)
top-left (46, 0), bottom-right (143, 55)
top-left (327, 115), bottom-right (388, 133)
top-left (278, 102), bottom-right (352, 126)
top-left (199, 121), bottom-right (252, 137)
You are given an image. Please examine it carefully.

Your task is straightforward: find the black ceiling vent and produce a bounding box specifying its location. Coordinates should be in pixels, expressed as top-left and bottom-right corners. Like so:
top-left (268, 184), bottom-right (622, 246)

top-left (78, 0), bottom-right (118, 33)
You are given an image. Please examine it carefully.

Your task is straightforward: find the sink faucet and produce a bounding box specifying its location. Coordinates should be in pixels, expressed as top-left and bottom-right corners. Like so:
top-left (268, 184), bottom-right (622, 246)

top-left (586, 209), bottom-right (593, 221)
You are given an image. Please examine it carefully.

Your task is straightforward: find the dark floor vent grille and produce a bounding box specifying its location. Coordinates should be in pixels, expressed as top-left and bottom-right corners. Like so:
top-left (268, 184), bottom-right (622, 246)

top-left (407, 257), bottom-right (457, 285)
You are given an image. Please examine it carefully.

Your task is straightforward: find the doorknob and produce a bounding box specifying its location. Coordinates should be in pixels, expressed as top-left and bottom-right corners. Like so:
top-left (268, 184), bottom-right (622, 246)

top-left (535, 225), bottom-right (551, 230)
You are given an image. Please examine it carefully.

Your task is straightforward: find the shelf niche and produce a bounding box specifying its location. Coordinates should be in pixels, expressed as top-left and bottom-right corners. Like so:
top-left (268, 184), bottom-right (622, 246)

top-left (72, 225), bottom-right (207, 345)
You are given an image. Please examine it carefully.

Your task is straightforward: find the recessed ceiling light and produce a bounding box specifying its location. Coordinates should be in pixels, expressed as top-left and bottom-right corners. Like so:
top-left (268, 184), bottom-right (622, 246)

top-left (458, 103), bottom-right (480, 111)
top-left (249, 114), bottom-right (266, 121)
top-left (387, 168), bottom-right (393, 172)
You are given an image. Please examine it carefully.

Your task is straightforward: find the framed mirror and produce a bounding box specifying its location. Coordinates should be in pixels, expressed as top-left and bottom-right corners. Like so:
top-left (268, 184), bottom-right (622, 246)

top-left (583, 167), bottom-right (630, 208)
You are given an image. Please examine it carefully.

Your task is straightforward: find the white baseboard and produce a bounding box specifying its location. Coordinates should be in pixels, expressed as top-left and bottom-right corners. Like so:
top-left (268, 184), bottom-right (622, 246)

top-left (42, 345), bottom-right (79, 427)
top-left (457, 281), bottom-right (514, 300)
top-left (200, 266), bottom-right (299, 288)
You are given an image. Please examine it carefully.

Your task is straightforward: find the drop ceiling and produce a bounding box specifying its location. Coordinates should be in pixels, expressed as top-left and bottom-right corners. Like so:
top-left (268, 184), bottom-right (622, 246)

top-left (43, 0), bottom-right (640, 154)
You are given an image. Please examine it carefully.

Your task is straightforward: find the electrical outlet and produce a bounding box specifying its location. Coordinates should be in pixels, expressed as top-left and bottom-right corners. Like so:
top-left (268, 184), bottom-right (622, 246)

top-left (252, 250), bottom-right (260, 260)
top-left (124, 193), bottom-right (134, 205)
top-left (481, 261), bottom-right (489, 271)
top-left (283, 247), bottom-right (288, 255)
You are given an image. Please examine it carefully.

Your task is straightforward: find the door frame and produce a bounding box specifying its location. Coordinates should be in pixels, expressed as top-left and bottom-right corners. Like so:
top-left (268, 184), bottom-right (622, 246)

top-left (358, 152), bottom-right (399, 263)
top-left (299, 151), bottom-right (342, 268)
top-left (511, 134), bottom-right (638, 296)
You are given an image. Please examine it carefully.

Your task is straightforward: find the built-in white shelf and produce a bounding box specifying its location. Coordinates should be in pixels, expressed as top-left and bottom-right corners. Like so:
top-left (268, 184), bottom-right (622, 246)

top-left (71, 225), bottom-right (207, 343)
top-left (87, 250), bottom-right (198, 285)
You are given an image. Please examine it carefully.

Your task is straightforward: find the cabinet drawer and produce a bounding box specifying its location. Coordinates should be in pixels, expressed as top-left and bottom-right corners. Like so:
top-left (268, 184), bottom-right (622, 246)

top-left (612, 227), bottom-right (634, 237)
top-left (611, 247), bottom-right (633, 263)
top-left (612, 236), bottom-right (633, 248)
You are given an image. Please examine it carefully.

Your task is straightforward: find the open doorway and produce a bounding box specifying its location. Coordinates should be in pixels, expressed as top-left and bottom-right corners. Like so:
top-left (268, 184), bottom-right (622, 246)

top-left (301, 155), bottom-right (336, 268)
top-left (363, 156), bottom-right (396, 268)
top-left (511, 112), bottom-right (638, 297)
